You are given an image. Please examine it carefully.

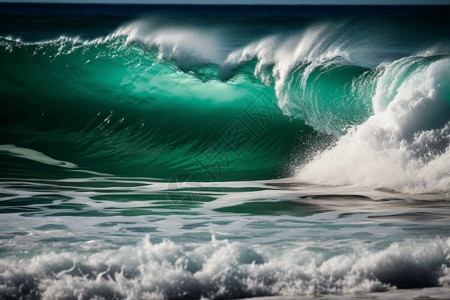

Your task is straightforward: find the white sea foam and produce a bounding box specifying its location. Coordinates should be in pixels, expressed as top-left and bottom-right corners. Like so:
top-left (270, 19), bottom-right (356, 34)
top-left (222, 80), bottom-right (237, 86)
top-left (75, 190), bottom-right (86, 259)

top-left (0, 144), bottom-right (77, 168)
top-left (0, 236), bottom-right (449, 299)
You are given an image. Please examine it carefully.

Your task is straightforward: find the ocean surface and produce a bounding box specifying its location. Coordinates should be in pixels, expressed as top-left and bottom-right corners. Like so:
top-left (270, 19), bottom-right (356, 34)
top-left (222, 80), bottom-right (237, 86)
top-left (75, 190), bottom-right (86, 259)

top-left (0, 3), bottom-right (450, 299)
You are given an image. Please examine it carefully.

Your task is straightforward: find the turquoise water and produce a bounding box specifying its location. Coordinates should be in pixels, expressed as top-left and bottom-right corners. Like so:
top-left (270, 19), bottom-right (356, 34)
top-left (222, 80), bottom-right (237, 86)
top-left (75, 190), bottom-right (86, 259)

top-left (0, 4), bottom-right (450, 299)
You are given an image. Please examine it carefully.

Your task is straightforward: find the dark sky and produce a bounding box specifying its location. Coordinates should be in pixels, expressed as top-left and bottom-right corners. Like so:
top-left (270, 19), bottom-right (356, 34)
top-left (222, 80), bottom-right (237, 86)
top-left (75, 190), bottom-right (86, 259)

top-left (1, 0), bottom-right (448, 4)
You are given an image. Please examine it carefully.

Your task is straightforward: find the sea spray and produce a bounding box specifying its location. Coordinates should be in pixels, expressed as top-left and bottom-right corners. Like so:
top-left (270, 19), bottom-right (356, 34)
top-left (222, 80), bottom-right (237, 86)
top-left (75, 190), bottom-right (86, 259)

top-left (297, 58), bottom-right (450, 193)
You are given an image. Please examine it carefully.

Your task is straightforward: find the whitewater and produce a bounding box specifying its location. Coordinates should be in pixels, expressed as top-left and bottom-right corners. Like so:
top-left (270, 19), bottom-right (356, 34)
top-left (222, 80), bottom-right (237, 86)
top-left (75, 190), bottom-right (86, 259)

top-left (0, 4), bottom-right (449, 299)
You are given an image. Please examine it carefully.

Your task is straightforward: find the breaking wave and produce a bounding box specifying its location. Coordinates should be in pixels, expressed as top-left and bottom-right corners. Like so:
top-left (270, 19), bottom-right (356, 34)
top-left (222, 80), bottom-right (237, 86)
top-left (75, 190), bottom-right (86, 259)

top-left (0, 19), bottom-right (449, 192)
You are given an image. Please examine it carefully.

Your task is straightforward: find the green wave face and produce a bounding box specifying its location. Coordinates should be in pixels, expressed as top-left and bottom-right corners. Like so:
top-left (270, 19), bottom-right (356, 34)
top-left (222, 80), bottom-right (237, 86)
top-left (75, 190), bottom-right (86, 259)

top-left (0, 37), bottom-right (332, 180)
top-left (280, 61), bottom-right (377, 135)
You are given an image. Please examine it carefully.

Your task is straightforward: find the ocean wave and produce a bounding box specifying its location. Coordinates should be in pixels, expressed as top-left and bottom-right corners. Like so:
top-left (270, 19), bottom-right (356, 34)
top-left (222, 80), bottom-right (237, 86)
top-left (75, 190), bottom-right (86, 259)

top-left (0, 23), bottom-right (449, 190)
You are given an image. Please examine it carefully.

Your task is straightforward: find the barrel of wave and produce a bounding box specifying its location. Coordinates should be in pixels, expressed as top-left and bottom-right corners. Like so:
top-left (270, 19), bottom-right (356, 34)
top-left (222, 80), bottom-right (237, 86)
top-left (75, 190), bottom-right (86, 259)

top-left (296, 56), bottom-right (450, 194)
